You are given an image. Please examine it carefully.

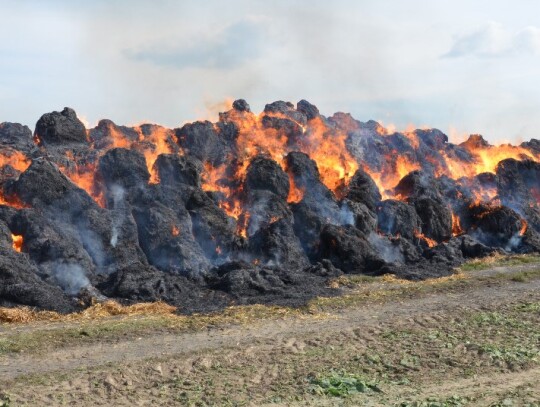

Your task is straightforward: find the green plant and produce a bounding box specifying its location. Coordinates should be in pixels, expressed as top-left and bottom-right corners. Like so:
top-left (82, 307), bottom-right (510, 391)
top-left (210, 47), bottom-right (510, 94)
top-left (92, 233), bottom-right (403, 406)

top-left (478, 344), bottom-right (539, 363)
top-left (515, 302), bottom-right (540, 312)
top-left (309, 370), bottom-right (381, 397)
top-left (0, 393), bottom-right (11, 407)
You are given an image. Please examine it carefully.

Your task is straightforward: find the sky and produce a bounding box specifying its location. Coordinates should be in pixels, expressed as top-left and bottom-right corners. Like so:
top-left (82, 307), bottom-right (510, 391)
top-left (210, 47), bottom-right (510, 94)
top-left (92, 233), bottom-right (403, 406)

top-left (1, 0), bottom-right (539, 144)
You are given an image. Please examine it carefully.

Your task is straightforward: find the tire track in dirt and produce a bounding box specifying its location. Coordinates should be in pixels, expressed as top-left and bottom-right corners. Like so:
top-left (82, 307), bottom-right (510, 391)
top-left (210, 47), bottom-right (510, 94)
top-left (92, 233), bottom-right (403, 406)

top-left (2, 264), bottom-right (539, 382)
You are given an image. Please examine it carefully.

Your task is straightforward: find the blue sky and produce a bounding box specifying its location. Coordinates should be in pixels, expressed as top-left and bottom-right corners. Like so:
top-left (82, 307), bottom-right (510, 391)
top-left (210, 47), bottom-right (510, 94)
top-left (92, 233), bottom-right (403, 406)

top-left (1, 0), bottom-right (539, 144)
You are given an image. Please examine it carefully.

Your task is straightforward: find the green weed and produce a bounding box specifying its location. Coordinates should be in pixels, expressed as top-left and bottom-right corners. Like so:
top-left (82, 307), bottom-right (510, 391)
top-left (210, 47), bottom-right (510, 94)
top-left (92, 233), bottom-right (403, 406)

top-left (515, 302), bottom-right (540, 313)
top-left (309, 370), bottom-right (381, 397)
top-left (478, 344), bottom-right (539, 363)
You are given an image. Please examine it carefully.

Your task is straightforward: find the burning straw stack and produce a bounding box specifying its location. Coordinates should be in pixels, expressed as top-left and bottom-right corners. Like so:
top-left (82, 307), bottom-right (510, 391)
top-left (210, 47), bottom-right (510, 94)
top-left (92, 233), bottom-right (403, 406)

top-left (0, 100), bottom-right (538, 313)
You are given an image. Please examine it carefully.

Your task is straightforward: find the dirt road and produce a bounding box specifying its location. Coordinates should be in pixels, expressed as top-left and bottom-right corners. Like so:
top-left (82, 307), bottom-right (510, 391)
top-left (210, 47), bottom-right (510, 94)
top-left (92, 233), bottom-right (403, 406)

top-left (1, 260), bottom-right (539, 406)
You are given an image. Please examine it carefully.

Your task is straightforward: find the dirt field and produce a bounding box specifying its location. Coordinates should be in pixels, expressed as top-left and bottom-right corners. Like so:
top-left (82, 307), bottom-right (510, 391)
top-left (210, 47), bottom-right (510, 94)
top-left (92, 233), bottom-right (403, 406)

top-left (1, 256), bottom-right (540, 406)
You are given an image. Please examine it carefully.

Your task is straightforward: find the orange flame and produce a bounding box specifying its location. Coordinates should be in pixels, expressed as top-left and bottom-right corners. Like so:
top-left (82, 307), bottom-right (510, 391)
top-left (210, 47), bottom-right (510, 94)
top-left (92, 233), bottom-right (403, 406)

top-left (171, 225), bottom-right (180, 236)
top-left (60, 164), bottom-right (106, 208)
top-left (0, 189), bottom-right (27, 209)
top-left (364, 155), bottom-right (420, 199)
top-left (287, 175), bottom-right (304, 204)
top-left (365, 124), bottom-right (539, 203)
top-left (201, 163), bottom-right (229, 196)
top-left (403, 129), bottom-right (420, 149)
top-left (470, 186), bottom-right (498, 205)
top-left (238, 212), bottom-right (249, 238)
top-left (519, 219), bottom-right (528, 236)
top-left (440, 142), bottom-right (537, 179)
top-left (0, 151), bottom-right (31, 173)
top-left (201, 108), bottom-right (358, 229)
top-left (297, 116), bottom-right (358, 195)
top-left (11, 234), bottom-right (23, 252)
top-left (451, 212), bottom-right (464, 237)
top-left (135, 126), bottom-right (172, 184)
top-left (472, 145), bottom-right (535, 174)
top-left (414, 230), bottom-right (437, 248)
top-left (108, 126), bottom-right (133, 149)
top-left (55, 123), bottom-right (178, 207)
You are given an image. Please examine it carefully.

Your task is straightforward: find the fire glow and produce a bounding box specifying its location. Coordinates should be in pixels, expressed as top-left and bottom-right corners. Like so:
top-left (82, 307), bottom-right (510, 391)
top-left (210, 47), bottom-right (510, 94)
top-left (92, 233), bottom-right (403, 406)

top-left (198, 107), bottom-right (538, 236)
top-left (414, 230), bottom-right (437, 248)
top-left (451, 213), bottom-right (464, 237)
top-left (1, 101), bottom-right (538, 243)
top-left (200, 106), bottom-right (358, 222)
top-left (11, 234), bottom-right (23, 252)
top-left (0, 100), bottom-right (539, 314)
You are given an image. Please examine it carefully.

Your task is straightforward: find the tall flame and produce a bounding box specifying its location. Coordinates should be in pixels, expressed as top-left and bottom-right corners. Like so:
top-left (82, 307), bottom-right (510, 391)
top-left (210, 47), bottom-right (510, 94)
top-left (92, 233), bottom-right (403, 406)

top-left (200, 109), bottom-right (359, 236)
top-left (56, 124), bottom-right (175, 206)
top-left (297, 117), bottom-right (358, 195)
top-left (287, 175), bottom-right (304, 204)
top-left (1, 106), bottom-right (537, 240)
top-left (363, 155), bottom-right (420, 200)
top-left (451, 212), bottom-right (464, 237)
top-left (519, 219), bottom-right (528, 236)
top-left (61, 163), bottom-right (106, 208)
top-left (135, 126), bottom-right (173, 184)
top-left (202, 111), bottom-right (357, 206)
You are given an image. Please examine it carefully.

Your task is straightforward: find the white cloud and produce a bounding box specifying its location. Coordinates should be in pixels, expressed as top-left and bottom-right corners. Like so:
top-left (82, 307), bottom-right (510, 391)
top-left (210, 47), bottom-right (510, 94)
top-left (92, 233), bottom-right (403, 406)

top-left (125, 18), bottom-right (265, 70)
top-left (513, 26), bottom-right (540, 54)
top-left (445, 22), bottom-right (540, 58)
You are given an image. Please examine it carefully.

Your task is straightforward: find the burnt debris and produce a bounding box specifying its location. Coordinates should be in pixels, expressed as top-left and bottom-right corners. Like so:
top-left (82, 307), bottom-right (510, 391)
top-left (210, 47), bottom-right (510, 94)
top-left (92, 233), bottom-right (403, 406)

top-left (0, 100), bottom-right (539, 313)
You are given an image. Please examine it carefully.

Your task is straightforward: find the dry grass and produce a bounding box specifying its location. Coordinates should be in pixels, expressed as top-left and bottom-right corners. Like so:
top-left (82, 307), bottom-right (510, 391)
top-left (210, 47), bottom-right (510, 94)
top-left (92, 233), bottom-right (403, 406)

top-left (381, 272), bottom-right (466, 285)
top-left (329, 269), bottom-right (465, 289)
top-left (1, 254), bottom-right (538, 327)
top-left (460, 253), bottom-right (540, 271)
top-left (0, 301), bottom-right (176, 324)
top-left (0, 308), bottom-right (59, 324)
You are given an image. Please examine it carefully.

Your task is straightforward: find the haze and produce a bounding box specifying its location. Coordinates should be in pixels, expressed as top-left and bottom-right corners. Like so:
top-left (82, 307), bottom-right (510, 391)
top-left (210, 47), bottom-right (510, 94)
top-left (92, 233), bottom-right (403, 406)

top-left (1, 0), bottom-right (539, 144)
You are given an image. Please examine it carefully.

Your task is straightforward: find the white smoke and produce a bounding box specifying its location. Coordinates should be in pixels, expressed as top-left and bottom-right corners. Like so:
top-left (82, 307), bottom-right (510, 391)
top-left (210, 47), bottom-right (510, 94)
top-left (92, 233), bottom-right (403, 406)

top-left (51, 263), bottom-right (90, 295)
top-left (246, 194), bottom-right (271, 237)
top-left (338, 201), bottom-right (355, 226)
top-left (110, 184), bottom-right (126, 247)
top-left (78, 227), bottom-right (106, 268)
top-left (504, 232), bottom-right (523, 252)
top-left (470, 228), bottom-right (523, 253)
top-left (368, 232), bottom-right (404, 264)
